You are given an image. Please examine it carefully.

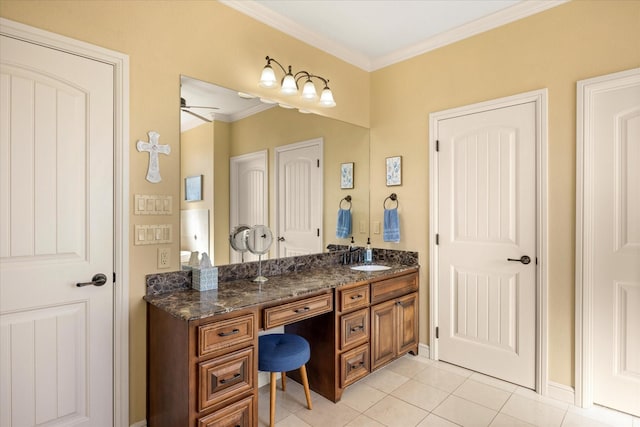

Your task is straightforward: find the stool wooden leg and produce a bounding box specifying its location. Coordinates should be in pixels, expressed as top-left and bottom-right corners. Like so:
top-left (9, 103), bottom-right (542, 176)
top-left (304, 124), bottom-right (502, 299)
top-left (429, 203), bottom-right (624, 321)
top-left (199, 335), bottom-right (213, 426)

top-left (269, 372), bottom-right (277, 427)
top-left (299, 364), bottom-right (313, 410)
top-left (281, 371), bottom-right (287, 391)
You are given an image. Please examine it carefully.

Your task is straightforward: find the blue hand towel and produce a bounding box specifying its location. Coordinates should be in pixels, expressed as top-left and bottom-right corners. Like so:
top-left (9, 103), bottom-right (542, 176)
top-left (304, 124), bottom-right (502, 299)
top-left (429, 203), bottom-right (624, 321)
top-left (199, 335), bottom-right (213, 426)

top-left (383, 208), bottom-right (400, 242)
top-left (336, 208), bottom-right (352, 239)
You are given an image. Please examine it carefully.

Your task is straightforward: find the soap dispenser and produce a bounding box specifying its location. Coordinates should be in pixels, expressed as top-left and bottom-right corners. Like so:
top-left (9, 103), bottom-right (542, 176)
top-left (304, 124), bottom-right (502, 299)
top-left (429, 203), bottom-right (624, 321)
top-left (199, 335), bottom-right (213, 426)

top-left (364, 238), bottom-right (373, 264)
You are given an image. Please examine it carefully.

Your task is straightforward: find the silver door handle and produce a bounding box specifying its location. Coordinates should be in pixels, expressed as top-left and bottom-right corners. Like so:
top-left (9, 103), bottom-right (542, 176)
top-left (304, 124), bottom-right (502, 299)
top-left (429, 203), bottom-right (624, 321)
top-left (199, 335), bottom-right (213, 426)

top-left (77, 273), bottom-right (108, 287)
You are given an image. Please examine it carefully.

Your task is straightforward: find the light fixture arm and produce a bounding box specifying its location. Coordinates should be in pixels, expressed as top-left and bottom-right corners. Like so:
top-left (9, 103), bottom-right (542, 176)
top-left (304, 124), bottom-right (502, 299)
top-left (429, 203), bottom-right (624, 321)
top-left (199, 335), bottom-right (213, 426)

top-left (294, 71), bottom-right (330, 88)
top-left (265, 56), bottom-right (291, 76)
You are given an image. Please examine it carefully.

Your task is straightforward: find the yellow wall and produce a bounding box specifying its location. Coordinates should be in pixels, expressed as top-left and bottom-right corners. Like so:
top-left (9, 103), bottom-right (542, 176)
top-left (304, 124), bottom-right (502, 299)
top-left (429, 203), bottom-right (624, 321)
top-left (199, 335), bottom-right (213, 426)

top-left (0, 1), bottom-right (369, 422)
top-left (1, 0), bottom-right (639, 423)
top-left (369, 0), bottom-right (640, 387)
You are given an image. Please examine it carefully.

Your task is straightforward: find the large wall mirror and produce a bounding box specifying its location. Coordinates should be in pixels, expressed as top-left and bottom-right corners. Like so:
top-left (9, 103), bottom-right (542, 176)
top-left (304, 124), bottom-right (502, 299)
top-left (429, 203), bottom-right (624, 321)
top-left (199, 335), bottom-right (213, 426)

top-left (180, 75), bottom-right (370, 266)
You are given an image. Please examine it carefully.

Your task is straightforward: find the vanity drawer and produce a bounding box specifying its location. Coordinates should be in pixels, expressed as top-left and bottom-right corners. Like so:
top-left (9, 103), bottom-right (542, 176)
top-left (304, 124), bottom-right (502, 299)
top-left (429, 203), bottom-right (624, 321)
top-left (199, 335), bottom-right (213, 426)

top-left (371, 272), bottom-right (418, 304)
top-left (197, 394), bottom-right (254, 427)
top-left (198, 313), bottom-right (256, 357)
top-left (340, 343), bottom-right (369, 387)
top-left (263, 292), bottom-right (333, 329)
top-left (198, 347), bottom-right (255, 412)
top-left (338, 283), bottom-right (370, 312)
top-left (340, 308), bottom-right (369, 350)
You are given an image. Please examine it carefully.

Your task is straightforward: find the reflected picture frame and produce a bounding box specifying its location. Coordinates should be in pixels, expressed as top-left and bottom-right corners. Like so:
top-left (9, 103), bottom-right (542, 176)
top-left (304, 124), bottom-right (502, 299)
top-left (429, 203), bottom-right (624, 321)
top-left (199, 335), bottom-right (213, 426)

top-left (386, 156), bottom-right (402, 186)
top-left (185, 175), bottom-right (203, 201)
top-left (341, 162), bottom-right (354, 189)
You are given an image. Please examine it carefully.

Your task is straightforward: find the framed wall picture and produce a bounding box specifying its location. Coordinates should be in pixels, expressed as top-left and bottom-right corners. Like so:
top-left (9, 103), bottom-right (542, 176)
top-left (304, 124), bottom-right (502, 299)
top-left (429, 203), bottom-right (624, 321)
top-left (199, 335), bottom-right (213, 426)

top-left (341, 162), bottom-right (354, 189)
top-left (185, 175), bottom-right (203, 201)
top-left (386, 156), bottom-right (402, 186)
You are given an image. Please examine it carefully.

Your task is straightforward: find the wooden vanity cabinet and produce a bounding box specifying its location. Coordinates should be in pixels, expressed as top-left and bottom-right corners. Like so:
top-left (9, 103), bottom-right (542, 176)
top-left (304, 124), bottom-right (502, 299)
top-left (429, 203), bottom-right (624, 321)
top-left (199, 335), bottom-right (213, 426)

top-left (286, 269), bottom-right (418, 403)
top-left (147, 305), bottom-right (258, 427)
top-left (370, 272), bottom-right (419, 370)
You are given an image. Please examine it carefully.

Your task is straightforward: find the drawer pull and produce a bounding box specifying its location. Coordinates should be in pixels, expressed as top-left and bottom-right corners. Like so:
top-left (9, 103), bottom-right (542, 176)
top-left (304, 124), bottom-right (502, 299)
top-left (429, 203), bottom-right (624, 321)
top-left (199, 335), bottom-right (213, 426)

top-left (219, 373), bottom-right (241, 384)
top-left (294, 307), bottom-right (310, 313)
top-left (350, 325), bottom-right (364, 332)
top-left (350, 294), bottom-right (363, 300)
top-left (349, 361), bottom-right (364, 369)
top-left (217, 328), bottom-right (240, 337)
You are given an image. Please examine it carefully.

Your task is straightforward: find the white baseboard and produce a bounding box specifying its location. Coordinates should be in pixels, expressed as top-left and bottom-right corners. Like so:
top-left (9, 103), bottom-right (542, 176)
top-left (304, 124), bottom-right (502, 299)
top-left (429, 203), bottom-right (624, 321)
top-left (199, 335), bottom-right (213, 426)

top-left (130, 420), bottom-right (147, 427)
top-left (418, 343), bottom-right (430, 358)
top-left (547, 381), bottom-right (575, 405)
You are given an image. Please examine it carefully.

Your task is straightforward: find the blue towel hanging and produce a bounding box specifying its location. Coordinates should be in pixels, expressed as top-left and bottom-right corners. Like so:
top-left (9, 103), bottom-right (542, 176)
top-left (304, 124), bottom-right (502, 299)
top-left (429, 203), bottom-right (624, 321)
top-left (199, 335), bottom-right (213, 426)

top-left (383, 208), bottom-right (400, 242)
top-left (336, 208), bottom-right (352, 239)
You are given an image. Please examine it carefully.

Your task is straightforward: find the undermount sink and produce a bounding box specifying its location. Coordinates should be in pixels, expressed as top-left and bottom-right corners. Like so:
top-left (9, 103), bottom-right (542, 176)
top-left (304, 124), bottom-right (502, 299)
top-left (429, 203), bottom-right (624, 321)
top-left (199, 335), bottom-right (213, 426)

top-left (350, 264), bottom-right (391, 272)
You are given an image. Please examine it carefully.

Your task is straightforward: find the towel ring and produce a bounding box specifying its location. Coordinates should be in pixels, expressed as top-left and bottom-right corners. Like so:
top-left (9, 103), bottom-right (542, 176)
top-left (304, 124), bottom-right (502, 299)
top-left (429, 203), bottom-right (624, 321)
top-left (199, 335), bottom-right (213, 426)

top-left (383, 193), bottom-right (398, 209)
top-left (339, 195), bottom-right (352, 210)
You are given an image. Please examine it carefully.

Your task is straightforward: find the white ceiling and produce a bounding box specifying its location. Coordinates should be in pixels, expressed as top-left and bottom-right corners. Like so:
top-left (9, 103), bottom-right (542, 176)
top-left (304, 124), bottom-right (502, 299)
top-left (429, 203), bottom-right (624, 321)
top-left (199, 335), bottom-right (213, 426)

top-left (222, 0), bottom-right (564, 71)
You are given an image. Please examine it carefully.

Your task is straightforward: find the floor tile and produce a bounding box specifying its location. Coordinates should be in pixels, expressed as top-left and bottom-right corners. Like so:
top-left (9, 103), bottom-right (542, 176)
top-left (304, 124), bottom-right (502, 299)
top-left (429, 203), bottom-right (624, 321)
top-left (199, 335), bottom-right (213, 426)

top-left (386, 354), bottom-right (430, 378)
top-left (340, 381), bottom-right (387, 413)
top-left (391, 379), bottom-right (450, 411)
top-left (489, 413), bottom-right (535, 426)
top-left (418, 414), bottom-right (462, 427)
top-left (566, 405), bottom-right (635, 427)
top-left (414, 366), bottom-right (467, 393)
top-left (433, 395), bottom-right (497, 427)
top-left (562, 411), bottom-right (618, 427)
top-left (345, 414), bottom-right (387, 426)
top-left (293, 396), bottom-right (360, 427)
top-left (453, 379), bottom-right (511, 411)
top-left (362, 366), bottom-right (411, 394)
top-left (274, 413), bottom-right (312, 427)
top-left (468, 372), bottom-right (518, 393)
top-left (431, 361), bottom-right (474, 378)
top-left (501, 394), bottom-right (566, 427)
top-left (514, 387), bottom-right (569, 410)
top-left (364, 395), bottom-right (429, 427)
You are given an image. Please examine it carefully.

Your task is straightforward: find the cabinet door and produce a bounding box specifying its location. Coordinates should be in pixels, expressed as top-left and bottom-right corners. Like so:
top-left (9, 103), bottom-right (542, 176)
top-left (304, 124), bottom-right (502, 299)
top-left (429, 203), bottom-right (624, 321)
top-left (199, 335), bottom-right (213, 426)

top-left (396, 293), bottom-right (418, 355)
top-left (371, 299), bottom-right (396, 370)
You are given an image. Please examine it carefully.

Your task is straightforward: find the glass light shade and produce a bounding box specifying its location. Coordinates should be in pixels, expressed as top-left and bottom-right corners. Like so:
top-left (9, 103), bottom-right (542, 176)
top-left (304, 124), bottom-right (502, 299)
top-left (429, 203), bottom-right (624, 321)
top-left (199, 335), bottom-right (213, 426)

top-left (301, 80), bottom-right (318, 101)
top-left (319, 87), bottom-right (336, 107)
top-left (259, 65), bottom-right (277, 88)
top-left (280, 73), bottom-right (298, 95)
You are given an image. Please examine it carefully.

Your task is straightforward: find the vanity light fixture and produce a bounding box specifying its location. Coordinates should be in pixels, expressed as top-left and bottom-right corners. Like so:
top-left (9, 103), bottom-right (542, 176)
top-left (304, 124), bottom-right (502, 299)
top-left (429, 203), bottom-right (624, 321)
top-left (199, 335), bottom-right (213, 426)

top-left (259, 56), bottom-right (336, 108)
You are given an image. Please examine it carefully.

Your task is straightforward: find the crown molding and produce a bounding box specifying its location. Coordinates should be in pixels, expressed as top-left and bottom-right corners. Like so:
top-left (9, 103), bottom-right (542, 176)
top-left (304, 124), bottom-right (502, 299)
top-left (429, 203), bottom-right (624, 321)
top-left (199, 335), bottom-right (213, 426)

top-left (371, 0), bottom-right (568, 70)
top-left (220, 0), bottom-right (372, 70)
top-left (221, 0), bottom-right (567, 72)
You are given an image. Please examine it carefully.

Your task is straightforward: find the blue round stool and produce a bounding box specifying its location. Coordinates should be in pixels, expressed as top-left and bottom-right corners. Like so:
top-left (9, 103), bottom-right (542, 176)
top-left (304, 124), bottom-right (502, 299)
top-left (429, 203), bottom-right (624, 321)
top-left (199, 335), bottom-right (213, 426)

top-left (259, 333), bottom-right (313, 426)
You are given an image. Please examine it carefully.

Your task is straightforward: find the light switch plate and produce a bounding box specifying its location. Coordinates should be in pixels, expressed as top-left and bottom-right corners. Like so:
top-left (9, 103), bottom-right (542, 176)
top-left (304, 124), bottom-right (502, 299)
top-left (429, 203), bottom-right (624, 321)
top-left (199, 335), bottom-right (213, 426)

top-left (373, 221), bottom-right (381, 234)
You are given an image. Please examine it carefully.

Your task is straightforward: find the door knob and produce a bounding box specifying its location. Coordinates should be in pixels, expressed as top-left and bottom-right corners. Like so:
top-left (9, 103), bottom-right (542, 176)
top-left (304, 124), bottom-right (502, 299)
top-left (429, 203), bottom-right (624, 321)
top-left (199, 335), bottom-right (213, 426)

top-left (507, 255), bottom-right (531, 265)
top-left (278, 237), bottom-right (285, 242)
top-left (77, 273), bottom-right (108, 287)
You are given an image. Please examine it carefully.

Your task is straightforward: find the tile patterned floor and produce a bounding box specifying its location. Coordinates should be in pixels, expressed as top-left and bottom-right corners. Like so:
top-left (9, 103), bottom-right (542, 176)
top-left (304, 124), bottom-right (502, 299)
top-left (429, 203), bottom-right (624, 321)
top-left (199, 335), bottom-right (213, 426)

top-left (258, 355), bottom-right (640, 427)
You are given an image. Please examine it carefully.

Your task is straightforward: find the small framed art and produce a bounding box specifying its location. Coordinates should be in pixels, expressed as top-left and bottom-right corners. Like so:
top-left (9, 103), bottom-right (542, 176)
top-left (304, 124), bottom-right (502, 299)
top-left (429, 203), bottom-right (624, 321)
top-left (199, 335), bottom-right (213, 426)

top-left (185, 175), bottom-right (203, 201)
top-left (341, 162), bottom-right (354, 189)
top-left (386, 156), bottom-right (402, 186)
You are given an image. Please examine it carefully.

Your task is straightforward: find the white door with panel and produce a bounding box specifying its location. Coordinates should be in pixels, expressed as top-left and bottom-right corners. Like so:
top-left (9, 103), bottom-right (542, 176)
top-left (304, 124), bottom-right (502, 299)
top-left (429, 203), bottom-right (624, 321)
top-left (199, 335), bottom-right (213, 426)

top-left (436, 101), bottom-right (537, 388)
top-left (230, 150), bottom-right (268, 263)
top-left (276, 139), bottom-right (323, 258)
top-left (579, 69), bottom-right (640, 416)
top-left (0, 35), bottom-right (114, 426)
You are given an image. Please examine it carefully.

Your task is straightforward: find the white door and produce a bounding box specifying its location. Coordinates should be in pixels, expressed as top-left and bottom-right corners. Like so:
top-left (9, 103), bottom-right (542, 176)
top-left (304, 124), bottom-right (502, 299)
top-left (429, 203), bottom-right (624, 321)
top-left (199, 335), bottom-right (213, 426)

top-left (436, 101), bottom-right (537, 388)
top-left (579, 69), bottom-right (640, 416)
top-left (0, 34), bottom-right (114, 426)
top-left (276, 139), bottom-right (323, 258)
top-left (229, 150), bottom-right (268, 263)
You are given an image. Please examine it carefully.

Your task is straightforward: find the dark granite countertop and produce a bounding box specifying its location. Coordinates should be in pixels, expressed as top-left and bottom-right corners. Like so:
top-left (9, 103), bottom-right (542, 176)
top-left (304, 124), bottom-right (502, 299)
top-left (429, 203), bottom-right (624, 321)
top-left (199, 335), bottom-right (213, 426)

top-left (144, 263), bottom-right (419, 322)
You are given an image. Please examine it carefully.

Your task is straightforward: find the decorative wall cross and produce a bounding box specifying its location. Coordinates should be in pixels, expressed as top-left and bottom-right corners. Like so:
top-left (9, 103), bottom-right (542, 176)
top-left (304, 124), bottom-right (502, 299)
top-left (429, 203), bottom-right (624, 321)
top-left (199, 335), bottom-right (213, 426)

top-left (137, 131), bottom-right (170, 183)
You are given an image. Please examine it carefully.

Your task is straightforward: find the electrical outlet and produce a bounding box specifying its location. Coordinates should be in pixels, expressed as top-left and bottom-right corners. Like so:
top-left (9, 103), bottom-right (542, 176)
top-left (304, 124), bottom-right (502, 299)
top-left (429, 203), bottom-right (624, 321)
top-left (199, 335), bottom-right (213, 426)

top-left (158, 247), bottom-right (170, 269)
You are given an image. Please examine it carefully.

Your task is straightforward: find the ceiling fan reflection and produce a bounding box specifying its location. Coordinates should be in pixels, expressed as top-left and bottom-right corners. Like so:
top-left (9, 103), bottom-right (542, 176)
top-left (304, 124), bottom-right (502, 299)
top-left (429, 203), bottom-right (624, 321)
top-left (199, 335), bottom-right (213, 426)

top-left (180, 97), bottom-right (219, 122)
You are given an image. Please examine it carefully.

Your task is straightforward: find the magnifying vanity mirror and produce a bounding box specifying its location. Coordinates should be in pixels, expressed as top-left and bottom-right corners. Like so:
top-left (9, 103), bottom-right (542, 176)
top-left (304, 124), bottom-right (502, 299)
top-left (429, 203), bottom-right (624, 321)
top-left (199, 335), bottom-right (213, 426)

top-left (180, 75), bottom-right (370, 267)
